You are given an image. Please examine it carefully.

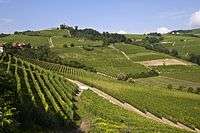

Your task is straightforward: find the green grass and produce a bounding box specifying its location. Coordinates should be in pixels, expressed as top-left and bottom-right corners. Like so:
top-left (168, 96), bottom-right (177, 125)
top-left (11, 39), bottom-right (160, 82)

top-left (153, 65), bottom-right (200, 83)
top-left (0, 35), bottom-right (49, 46)
top-left (77, 90), bottom-right (189, 133)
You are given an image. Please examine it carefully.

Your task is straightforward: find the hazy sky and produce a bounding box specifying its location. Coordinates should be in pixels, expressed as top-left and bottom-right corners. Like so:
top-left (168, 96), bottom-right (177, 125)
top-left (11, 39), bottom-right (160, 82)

top-left (0, 0), bottom-right (200, 34)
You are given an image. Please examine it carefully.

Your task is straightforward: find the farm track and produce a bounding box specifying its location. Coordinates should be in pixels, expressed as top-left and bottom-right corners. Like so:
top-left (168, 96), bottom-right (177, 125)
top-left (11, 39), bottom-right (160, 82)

top-left (67, 78), bottom-right (200, 133)
top-left (49, 37), bottom-right (54, 48)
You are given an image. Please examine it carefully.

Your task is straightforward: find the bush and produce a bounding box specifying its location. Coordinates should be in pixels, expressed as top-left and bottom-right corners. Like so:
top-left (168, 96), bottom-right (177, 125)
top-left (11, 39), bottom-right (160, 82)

top-left (178, 86), bottom-right (185, 91)
top-left (117, 73), bottom-right (128, 81)
top-left (127, 78), bottom-right (135, 83)
top-left (70, 43), bottom-right (74, 47)
top-left (187, 87), bottom-right (194, 93)
top-left (196, 87), bottom-right (200, 94)
top-left (63, 44), bottom-right (68, 48)
top-left (167, 84), bottom-right (173, 90)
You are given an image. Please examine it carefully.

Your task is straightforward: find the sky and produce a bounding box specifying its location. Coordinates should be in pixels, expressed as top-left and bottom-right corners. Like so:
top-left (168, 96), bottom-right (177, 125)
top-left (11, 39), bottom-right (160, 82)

top-left (0, 0), bottom-right (200, 34)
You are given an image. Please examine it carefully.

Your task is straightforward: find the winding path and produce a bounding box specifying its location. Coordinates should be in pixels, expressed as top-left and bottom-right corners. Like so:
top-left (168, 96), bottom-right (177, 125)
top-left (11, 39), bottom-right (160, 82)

top-left (67, 78), bottom-right (200, 133)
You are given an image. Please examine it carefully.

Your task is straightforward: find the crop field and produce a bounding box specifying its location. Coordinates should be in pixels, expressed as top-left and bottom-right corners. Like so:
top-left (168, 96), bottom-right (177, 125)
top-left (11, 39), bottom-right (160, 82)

top-left (75, 74), bottom-right (200, 129)
top-left (29, 59), bottom-right (200, 130)
top-left (55, 47), bottom-right (149, 77)
top-left (77, 90), bottom-right (188, 133)
top-left (135, 76), bottom-right (200, 91)
top-left (0, 54), bottom-right (79, 125)
top-left (153, 65), bottom-right (200, 83)
top-left (162, 35), bottom-right (200, 58)
top-left (0, 35), bottom-right (49, 46)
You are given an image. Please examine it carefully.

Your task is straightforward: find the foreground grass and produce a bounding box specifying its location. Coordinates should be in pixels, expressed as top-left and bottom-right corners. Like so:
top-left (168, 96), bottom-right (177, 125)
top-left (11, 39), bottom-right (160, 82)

top-left (77, 90), bottom-right (189, 133)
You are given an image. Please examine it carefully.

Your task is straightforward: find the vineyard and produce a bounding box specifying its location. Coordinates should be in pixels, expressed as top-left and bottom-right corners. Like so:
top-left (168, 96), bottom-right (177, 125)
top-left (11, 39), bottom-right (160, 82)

top-left (0, 53), bottom-right (79, 127)
top-left (55, 46), bottom-right (149, 77)
top-left (77, 90), bottom-right (189, 133)
top-left (25, 56), bottom-right (200, 130)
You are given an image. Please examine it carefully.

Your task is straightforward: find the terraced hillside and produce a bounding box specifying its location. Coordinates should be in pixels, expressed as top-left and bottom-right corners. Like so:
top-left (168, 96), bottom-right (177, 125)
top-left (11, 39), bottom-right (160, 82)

top-left (0, 53), bottom-right (79, 129)
top-left (27, 58), bottom-right (200, 131)
top-left (1, 28), bottom-right (200, 132)
top-left (77, 90), bottom-right (189, 133)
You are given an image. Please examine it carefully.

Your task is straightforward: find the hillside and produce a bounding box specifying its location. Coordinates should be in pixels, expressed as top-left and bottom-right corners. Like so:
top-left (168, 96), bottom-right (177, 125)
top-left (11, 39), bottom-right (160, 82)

top-left (0, 26), bottom-right (200, 132)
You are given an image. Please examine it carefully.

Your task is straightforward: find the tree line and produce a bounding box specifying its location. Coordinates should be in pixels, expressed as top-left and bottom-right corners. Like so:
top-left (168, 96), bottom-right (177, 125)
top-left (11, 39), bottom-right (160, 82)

top-left (60, 24), bottom-right (132, 45)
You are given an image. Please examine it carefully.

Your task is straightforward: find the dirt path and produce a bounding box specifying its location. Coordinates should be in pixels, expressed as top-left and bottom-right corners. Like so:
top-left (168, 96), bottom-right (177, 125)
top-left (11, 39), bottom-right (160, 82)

top-left (67, 78), bottom-right (199, 133)
top-left (49, 37), bottom-right (54, 48)
top-left (137, 58), bottom-right (192, 66)
top-left (109, 45), bottom-right (130, 60)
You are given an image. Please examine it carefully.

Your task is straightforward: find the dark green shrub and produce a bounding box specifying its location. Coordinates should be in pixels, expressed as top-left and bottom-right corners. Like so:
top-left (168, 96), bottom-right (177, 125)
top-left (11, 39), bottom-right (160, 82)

top-left (167, 84), bottom-right (173, 90)
top-left (178, 86), bottom-right (185, 91)
top-left (117, 73), bottom-right (128, 81)
top-left (63, 44), bottom-right (68, 48)
top-left (187, 87), bottom-right (194, 93)
top-left (196, 87), bottom-right (200, 94)
top-left (70, 43), bottom-right (74, 47)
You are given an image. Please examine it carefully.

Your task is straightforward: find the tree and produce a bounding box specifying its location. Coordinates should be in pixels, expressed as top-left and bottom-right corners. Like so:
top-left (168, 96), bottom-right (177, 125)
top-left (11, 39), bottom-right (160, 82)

top-left (74, 26), bottom-right (78, 31)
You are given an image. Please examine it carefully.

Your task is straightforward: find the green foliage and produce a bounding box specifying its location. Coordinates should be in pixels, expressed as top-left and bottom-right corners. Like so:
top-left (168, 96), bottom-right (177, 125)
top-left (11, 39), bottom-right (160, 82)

top-left (189, 53), bottom-right (200, 65)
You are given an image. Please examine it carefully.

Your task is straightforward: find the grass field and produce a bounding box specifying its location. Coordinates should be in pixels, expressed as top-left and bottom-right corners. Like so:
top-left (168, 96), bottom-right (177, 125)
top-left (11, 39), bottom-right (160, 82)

top-left (77, 90), bottom-right (189, 133)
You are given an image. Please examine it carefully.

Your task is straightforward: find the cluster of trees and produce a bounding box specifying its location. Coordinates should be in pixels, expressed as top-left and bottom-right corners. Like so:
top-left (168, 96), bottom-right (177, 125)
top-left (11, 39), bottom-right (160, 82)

top-left (4, 43), bottom-right (50, 60)
top-left (144, 43), bottom-right (179, 57)
top-left (189, 54), bottom-right (200, 65)
top-left (117, 70), bottom-right (159, 81)
top-left (167, 84), bottom-right (200, 94)
top-left (60, 24), bottom-right (132, 44)
top-left (0, 33), bottom-right (10, 38)
top-left (143, 33), bottom-right (164, 44)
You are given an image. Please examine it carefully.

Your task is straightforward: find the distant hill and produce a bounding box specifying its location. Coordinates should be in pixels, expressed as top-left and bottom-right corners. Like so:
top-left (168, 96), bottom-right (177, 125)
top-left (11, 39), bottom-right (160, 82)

top-left (170, 28), bottom-right (200, 35)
